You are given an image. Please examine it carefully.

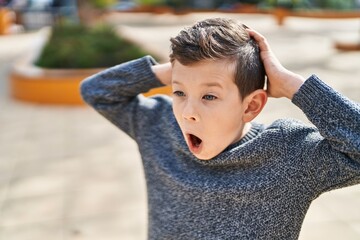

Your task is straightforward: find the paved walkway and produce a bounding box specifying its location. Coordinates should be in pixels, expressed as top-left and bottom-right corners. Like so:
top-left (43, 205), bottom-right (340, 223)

top-left (0, 12), bottom-right (359, 240)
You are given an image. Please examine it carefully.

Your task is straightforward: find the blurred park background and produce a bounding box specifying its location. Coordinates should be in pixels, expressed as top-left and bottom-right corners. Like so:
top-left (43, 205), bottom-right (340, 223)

top-left (0, 0), bottom-right (360, 239)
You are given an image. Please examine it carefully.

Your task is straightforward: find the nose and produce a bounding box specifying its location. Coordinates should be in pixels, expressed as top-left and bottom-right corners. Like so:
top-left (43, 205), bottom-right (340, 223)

top-left (182, 100), bottom-right (200, 122)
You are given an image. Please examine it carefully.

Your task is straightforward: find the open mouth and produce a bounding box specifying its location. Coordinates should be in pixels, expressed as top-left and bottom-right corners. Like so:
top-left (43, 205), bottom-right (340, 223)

top-left (187, 134), bottom-right (203, 153)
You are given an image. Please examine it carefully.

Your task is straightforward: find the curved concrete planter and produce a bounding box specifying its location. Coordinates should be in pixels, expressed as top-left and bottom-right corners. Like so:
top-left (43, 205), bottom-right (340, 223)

top-left (334, 42), bottom-right (360, 51)
top-left (272, 8), bottom-right (360, 51)
top-left (0, 8), bottom-right (14, 35)
top-left (10, 65), bottom-right (102, 105)
top-left (10, 28), bottom-right (171, 105)
top-left (272, 8), bottom-right (360, 26)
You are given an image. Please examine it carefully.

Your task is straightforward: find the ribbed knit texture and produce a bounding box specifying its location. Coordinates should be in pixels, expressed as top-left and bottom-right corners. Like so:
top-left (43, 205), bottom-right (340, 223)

top-left (80, 56), bottom-right (360, 240)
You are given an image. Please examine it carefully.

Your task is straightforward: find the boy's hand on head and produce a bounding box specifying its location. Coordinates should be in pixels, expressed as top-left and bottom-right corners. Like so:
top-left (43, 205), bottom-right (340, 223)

top-left (247, 29), bottom-right (305, 99)
top-left (152, 62), bottom-right (172, 86)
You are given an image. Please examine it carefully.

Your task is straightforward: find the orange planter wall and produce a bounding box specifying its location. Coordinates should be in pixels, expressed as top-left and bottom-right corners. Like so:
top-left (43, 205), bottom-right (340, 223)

top-left (0, 8), bottom-right (13, 35)
top-left (10, 71), bottom-right (91, 105)
top-left (144, 85), bottom-right (172, 97)
top-left (10, 68), bottom-right (172, 105)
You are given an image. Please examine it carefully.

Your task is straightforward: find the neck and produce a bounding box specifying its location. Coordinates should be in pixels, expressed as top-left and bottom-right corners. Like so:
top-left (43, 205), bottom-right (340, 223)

top-left (241, 122), bottom-right (252, 139)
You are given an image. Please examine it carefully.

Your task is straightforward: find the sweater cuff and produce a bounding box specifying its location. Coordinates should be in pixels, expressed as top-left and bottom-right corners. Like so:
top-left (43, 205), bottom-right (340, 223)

top-left (291, 74), bottom-right (332, 113)
top-left (130, 55), bottom-right (165, 92)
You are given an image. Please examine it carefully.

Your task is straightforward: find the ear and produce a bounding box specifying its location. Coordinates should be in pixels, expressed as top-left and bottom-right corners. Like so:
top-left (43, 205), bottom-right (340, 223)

top-left (242, 89), bottom-right (268, 123)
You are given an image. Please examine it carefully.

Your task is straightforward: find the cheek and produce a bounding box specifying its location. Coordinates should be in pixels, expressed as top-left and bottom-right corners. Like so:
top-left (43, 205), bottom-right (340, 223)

top-left (213, 100), bottom-right (243, 120)
top-left (208, 105), bottom-right (244, 136)
top-left (212, 113), bottom-right (241, 133)
top-left (172, 101), bottom-right (182, 122)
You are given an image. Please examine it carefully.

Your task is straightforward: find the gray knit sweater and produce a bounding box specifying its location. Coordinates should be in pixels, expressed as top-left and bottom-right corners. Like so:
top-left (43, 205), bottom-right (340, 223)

top-left (80, 56), bottom-right (360, 240)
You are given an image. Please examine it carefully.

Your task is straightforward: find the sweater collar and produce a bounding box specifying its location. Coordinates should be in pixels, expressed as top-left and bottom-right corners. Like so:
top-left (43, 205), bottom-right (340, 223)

top-left (170, 114), bottom-right (265, 167)
top-left (194, 122), bottom-right (265, 166)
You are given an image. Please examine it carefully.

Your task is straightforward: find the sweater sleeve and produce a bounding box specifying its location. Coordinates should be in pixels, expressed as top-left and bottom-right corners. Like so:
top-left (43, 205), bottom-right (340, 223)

top-left (80, 56), bottom-right (166, 140)
top-left (291, 74), bottom-right (360, 193)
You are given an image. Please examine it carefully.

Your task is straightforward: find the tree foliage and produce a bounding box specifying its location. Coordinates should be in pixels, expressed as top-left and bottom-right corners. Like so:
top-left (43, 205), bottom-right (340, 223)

top-left (35, 24), bottom-right (156, 69)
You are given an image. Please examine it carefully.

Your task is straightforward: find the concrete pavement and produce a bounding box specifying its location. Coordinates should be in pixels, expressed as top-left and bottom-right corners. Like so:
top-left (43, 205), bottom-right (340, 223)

top-left (0, 12), bottom-right (359, 240)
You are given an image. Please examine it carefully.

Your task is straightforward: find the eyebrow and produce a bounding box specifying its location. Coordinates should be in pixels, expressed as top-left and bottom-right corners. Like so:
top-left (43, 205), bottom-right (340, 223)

top-left (172, 80), bottom-right (182, 85)
top-left (172, 80), bottom-right (223, 89)
top-left (202, 82), bottom-right (223, 89)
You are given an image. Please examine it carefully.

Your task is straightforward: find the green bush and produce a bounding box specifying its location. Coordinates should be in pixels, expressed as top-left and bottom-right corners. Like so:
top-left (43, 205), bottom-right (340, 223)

top-left (136, 0), bottom-right (165, 6)
top-left (35, 24), bottom-right (155, 69)
top-left (90, 0), bottom-right (116, 8)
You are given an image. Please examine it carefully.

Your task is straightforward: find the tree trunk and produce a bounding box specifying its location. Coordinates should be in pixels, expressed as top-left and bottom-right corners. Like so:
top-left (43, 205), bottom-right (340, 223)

top-left (76, 0), bottom-right (105, 26)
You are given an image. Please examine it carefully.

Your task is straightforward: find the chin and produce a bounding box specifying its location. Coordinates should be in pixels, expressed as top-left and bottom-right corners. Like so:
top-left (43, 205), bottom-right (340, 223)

top-left (196, 155), bottom-right (212, 161)
top-left (194, 151), bottom-right (219, 161)
top-left (192, 142), bottom-right (231, 160)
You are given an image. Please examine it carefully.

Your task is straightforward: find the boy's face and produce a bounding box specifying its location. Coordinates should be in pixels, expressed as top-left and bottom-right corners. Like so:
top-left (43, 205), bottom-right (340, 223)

top-left (172, 59), bottom-right (249, 160)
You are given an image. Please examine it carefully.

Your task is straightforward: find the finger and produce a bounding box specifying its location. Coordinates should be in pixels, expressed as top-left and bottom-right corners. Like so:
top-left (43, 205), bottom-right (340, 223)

top-left (265, 79), bottom-right (275, 98)
top-left (247, 29), bottom-right (280, 67)
top-left (246, 29), bottom-right (271, 52)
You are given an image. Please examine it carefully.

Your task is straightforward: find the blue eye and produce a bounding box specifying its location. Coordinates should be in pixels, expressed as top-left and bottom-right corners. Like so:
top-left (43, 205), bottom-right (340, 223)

top-left (203, 95), bottom-right (217, 101)
top-left (173, 91), bottom-right (185, 97)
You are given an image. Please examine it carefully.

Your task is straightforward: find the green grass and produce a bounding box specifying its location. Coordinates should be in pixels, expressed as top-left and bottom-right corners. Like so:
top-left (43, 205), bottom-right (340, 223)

top-left (35, 24), bottom-right (155, 69)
